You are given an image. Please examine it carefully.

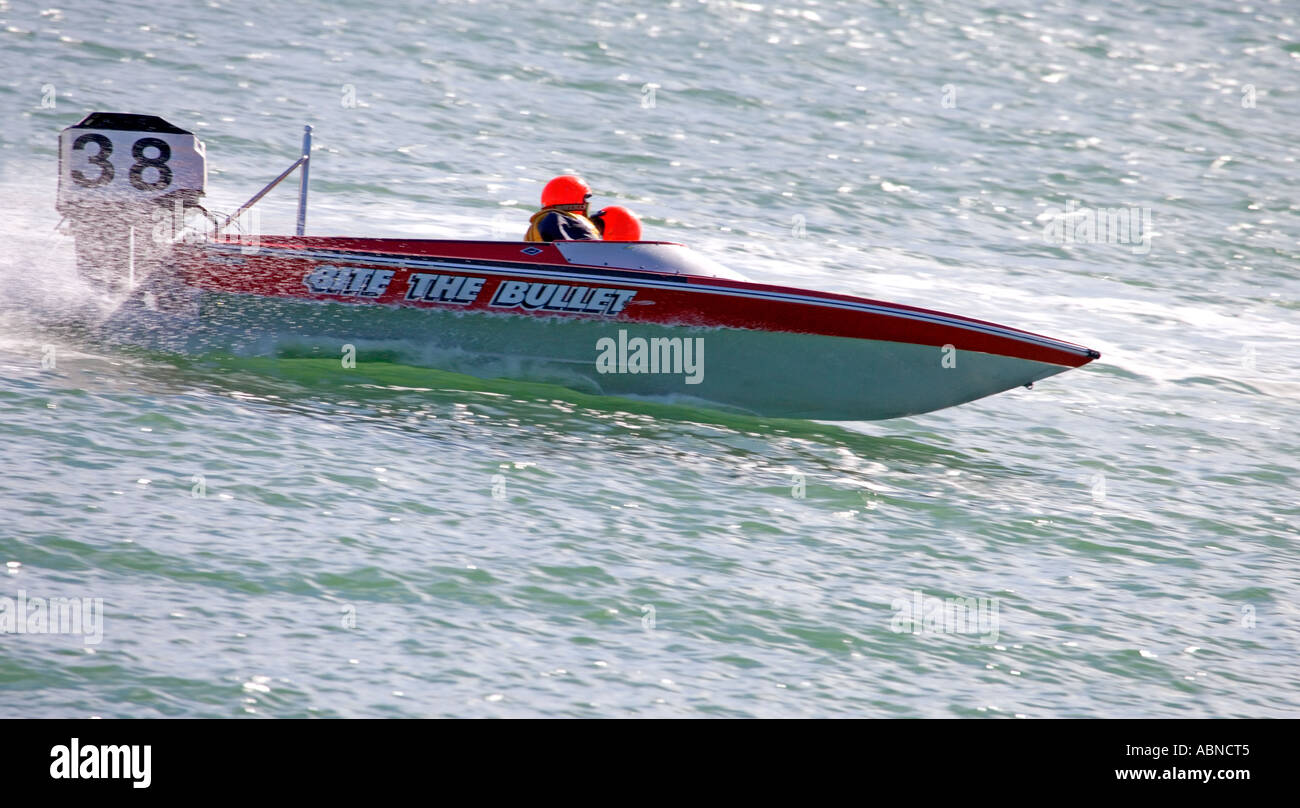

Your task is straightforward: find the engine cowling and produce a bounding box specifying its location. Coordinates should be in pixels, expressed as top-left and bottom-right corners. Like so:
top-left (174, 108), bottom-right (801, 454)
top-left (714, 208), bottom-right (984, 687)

top-left (57, 112), bottom-right (207, 295)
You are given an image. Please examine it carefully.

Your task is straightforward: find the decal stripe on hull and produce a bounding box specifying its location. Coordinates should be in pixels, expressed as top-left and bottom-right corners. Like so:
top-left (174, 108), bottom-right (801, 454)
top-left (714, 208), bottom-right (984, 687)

top-left (197, 241), bottom-right (1096, 367)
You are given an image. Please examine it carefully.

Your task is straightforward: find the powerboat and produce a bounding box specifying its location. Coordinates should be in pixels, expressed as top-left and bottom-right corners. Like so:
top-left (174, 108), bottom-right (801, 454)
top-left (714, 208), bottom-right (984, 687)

top-left (56, 112), bottom-right (1099, 420)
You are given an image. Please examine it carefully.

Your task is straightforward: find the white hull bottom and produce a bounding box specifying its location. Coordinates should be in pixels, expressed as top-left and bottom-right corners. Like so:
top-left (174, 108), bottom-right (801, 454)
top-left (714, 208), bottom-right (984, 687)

top-left (106, 291), bottom-right (1071, 421)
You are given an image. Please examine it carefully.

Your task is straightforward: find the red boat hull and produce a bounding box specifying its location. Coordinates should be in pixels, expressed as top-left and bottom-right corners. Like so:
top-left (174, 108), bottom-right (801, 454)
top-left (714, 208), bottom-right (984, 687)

top-left (142, 236), bottom-right (1099, 420)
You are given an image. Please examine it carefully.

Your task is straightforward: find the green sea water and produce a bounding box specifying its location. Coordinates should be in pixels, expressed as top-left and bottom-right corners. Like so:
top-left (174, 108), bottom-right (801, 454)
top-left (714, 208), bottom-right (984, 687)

top-left (0, 0), bottom-right (1297, 717)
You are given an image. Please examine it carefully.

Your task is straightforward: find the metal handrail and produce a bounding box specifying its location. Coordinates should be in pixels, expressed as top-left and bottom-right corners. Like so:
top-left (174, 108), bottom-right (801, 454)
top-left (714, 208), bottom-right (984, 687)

top-left (296, 125), bottom-right (312, 236)
top-left (216, 125), bottom-right (313, 235)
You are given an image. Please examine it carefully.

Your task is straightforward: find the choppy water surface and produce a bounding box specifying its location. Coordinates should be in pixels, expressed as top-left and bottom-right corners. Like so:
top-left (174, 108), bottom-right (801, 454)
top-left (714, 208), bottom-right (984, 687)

top-left (0, 0), bottom-right (1297, 717)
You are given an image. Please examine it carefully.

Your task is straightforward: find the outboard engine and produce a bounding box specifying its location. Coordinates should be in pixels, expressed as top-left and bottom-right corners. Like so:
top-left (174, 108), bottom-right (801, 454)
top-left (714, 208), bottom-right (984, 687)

top-left (56, 112), bottom-right (207, 296)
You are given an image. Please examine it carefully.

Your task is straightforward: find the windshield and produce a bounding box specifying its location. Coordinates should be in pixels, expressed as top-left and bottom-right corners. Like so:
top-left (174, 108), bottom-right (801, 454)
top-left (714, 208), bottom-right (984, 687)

top-left (553, 241), bottom-right (750, 281)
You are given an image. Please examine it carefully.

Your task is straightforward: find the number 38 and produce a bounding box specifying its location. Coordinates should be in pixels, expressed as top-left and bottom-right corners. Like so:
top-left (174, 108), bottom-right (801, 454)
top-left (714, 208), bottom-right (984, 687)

top-left (70, 133), bottom-right (173, 192)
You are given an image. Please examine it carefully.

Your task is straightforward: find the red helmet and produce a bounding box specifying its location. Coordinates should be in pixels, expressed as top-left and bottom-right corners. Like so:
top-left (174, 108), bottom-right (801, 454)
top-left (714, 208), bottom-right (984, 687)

top-left (540, 175), bottom-right (592, 211)
top-left (591, 205), bottom-right (642, 241)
